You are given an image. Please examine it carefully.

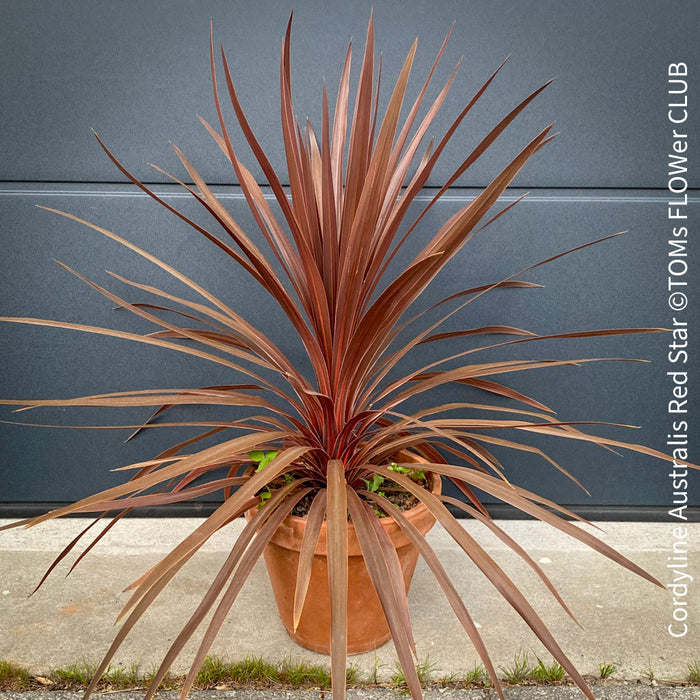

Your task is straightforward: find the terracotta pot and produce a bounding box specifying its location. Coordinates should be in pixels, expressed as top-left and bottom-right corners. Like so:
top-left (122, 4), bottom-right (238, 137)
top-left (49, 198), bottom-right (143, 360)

top-left (249, 458), bottom-right (441, 655)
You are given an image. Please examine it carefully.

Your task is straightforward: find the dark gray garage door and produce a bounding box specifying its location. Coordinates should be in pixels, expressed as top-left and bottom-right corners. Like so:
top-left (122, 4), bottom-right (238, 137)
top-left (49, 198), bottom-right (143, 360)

top-left (1, 0), bottom-right (697, 519)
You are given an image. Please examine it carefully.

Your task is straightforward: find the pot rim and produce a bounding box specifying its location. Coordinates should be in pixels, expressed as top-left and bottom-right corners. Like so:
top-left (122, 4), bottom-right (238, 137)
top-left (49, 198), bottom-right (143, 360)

top-left (281, 449), bottom-right (436, 520)
top-left (246, 451), bottom-right (442, 555)
top-left (276, 468), bottom-right (441, 528)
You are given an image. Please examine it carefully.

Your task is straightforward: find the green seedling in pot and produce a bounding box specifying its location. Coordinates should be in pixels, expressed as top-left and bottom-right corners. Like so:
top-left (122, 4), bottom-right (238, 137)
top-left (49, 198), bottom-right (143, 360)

top-left (248, 450), bottom-right (279, 472)
top-left (388, 463), bottom-right (426, 482)
top-left (248, 451), bottom-right (279, 508)
top-left (361, 474), bottom-right (386, 495)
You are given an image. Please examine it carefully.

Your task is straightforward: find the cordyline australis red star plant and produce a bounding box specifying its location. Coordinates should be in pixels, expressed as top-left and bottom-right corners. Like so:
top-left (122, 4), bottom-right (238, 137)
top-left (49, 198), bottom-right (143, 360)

top-left (0, 14), bottom-right (688, 700)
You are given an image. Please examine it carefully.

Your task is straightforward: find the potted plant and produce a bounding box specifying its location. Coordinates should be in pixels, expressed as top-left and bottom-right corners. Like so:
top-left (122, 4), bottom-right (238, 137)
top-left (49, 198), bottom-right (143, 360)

top-left (1, 15), bottom-right (689, 700)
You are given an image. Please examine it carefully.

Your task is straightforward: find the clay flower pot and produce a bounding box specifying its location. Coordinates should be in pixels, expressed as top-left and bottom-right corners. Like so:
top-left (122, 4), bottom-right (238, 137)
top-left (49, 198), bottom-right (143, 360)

top-left (250, 464), bottom-right (441, 655)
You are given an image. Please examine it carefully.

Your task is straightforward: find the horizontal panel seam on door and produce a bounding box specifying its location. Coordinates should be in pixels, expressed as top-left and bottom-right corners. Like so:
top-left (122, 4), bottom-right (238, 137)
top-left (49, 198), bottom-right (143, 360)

top-left (1, 186), bottom-right (698, 205)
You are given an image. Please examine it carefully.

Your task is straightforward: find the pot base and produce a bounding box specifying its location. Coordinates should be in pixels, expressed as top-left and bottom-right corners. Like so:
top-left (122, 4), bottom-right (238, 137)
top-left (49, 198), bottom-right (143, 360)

top-left (258, 469), bottom-right (441, 656)
top-left (263, 537), bottom-right (412, 655)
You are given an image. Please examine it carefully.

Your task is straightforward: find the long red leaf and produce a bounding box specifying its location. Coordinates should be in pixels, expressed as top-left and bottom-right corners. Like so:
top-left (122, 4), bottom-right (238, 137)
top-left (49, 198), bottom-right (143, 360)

top-left (327, 459), bottom-right (348, 700)
top-left (293, 489), bottom-right (328, 631)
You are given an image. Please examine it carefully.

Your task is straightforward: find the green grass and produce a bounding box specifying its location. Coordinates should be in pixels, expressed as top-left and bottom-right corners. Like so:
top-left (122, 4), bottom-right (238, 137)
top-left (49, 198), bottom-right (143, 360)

top-left (141, 665), bottom-right (179, 691)
top-left (530, 656), bottom-right (566, 684)
top-left (435, 669), bottom-right (460, 685)
top-left (193, 655), bottom-right (358, 689)
top-left (195, 655), bottom-right (244, 687)
top-left (49, 660), bottom-right (96, 688)
top-left (212, 656), bottom-right (277, 687)
top-left (463, 665), bottom-right (488, 686)
top-left (599, 661), bottom-right (618, 680)
top-left (500, 651), bottom-right (532, 684)
top-left (390, 656), bottom-right (436, 688)
top-left (3, 654), bottom-right (700, 690)
top-left (345, 664), bottom-right (362, 686)
top-left (102, 662), bottom-right (143, 688)
top-left (277, 658), bottom-right (332, 687)
top-left (47, 660), bottom-right (162, 691)
top-left (436, 665), bottom-right (487, 688)
top-left (688, 661), bottom-right (700, 684)
top-left (0, 660), bottom-right (32, 691)
top-left (367, 655), bottom-right (382, 685)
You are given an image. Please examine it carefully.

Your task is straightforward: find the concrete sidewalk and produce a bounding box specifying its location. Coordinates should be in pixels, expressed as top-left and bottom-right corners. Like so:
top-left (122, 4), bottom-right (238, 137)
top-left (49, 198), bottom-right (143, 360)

top-left (1, 518), bottom-right (698, 693)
